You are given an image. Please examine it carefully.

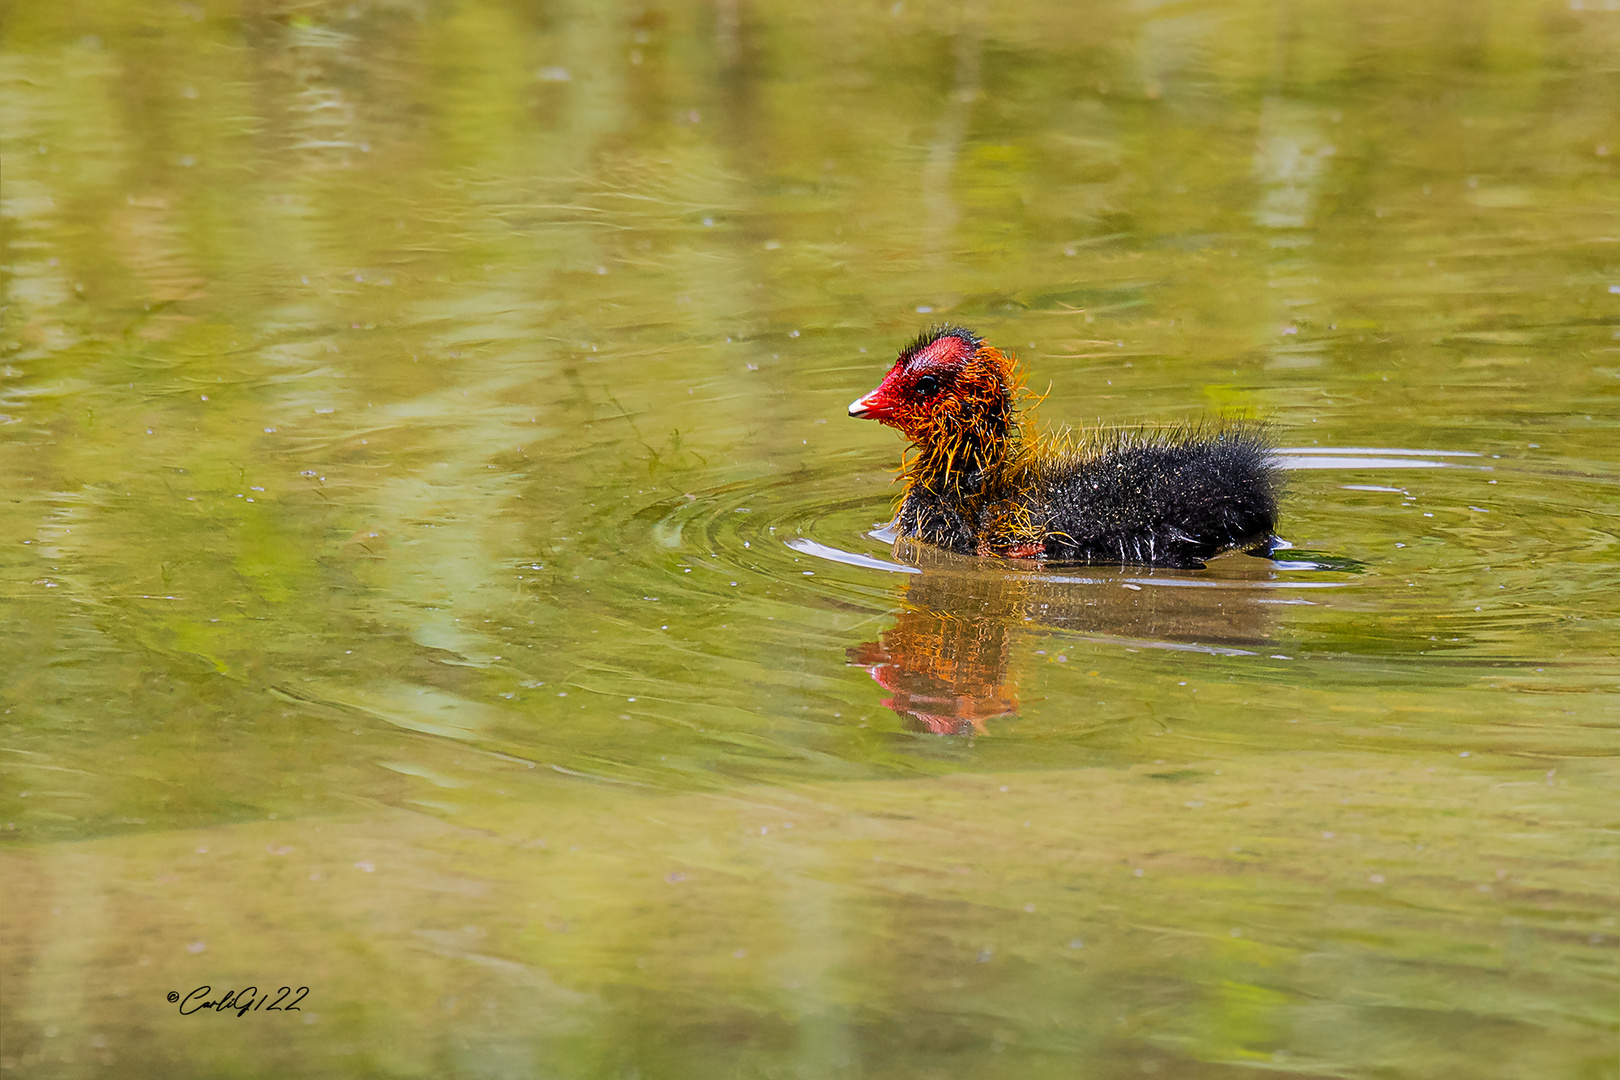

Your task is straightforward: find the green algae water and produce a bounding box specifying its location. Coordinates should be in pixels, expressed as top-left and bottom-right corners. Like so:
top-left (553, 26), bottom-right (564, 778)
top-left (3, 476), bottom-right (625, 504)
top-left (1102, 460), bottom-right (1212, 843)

top-left (2, 0), bottom-right (1617, 1076)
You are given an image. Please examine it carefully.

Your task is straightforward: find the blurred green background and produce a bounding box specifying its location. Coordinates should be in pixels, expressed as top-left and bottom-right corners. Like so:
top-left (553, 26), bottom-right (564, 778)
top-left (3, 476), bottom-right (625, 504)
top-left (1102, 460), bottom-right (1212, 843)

top-left (1, 0), bottom-right (1617, 1076)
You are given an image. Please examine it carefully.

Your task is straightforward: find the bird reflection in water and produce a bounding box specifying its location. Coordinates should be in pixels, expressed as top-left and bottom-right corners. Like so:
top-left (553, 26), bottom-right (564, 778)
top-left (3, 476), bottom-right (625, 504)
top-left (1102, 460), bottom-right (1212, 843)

top-left (849, 537), bottom-right (1287, 735)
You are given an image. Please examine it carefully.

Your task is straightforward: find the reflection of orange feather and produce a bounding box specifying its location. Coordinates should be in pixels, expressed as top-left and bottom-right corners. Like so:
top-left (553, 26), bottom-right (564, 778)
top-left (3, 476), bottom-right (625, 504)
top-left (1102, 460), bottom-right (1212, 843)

top-left (849, 604), bottom-right (1018, 736)
top-left (848, 539), bottom-right (1284, 735)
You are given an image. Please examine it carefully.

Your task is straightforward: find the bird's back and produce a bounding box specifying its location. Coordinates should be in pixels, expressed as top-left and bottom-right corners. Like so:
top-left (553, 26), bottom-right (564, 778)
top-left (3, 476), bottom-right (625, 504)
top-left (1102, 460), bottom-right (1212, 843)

top-left (1036, 427), bottom-right (1279, 568)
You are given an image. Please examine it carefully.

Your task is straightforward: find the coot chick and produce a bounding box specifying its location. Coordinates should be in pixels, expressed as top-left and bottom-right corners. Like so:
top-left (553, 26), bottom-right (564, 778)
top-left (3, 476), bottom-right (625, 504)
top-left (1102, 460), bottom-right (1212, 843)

top-left (848, 326), bottom-right (1279, 569)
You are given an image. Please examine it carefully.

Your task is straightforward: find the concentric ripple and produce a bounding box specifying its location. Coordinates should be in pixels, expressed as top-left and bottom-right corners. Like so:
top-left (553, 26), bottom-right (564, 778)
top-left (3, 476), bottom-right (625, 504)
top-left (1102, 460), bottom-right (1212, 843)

top-left (592, 444), bottom-right (1620, 681)
top-left (493, 438), bottom-right (1620, 754)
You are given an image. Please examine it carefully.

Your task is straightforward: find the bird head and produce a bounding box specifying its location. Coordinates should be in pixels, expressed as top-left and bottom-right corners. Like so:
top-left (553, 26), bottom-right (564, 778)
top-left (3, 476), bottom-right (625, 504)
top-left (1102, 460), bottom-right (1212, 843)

top-left (848, 326), bottom-right (1018, 448)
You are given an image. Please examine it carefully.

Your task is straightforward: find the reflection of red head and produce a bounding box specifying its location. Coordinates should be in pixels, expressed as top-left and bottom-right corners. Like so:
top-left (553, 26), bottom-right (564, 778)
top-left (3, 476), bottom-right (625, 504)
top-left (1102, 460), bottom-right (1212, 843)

top-left (847, 613), bottom-right (1018, 737)
top-left (848, 326), bottom-right (1016, 446)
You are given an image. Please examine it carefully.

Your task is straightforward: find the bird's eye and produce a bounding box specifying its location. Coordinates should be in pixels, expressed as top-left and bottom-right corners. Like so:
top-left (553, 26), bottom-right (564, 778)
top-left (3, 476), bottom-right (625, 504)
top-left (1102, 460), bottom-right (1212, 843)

top-left (914, 374), bottom-right (939, 396)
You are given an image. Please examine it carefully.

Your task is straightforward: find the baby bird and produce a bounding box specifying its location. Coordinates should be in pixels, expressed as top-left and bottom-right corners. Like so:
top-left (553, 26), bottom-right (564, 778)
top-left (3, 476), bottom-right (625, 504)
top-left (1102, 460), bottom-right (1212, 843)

top-left (849, 326), bottom-right (1279, 568)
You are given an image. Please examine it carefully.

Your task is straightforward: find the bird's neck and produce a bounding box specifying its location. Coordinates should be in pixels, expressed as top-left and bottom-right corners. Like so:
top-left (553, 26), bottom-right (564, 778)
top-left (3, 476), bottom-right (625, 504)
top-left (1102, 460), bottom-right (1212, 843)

top-left (904, 415), bottom-right (1020, 500)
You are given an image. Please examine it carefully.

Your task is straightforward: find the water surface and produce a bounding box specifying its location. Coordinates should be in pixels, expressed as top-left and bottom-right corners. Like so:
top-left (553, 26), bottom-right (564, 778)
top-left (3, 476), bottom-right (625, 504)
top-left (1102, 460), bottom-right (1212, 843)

top-left (2, 0), bottom-right (1617, 1076)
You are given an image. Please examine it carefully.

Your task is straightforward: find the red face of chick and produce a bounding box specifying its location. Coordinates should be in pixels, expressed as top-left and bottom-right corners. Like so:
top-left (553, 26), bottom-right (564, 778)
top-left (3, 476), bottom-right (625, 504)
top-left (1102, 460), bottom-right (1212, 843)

top-left (848, 332), bottom-right (980, 441)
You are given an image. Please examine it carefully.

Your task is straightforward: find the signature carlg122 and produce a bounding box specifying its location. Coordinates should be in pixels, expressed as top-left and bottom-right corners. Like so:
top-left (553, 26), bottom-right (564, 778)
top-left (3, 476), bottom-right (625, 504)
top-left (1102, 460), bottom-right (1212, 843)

top-left (167, 986), bottom-right (308, 1016)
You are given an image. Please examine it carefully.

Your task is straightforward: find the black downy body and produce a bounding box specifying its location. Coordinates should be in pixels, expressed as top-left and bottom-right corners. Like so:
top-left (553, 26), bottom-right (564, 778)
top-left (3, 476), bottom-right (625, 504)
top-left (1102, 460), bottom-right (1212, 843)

top-left (1032, 428), bottom-right (1278, 568)
top-left (896, 428), bottom-right (1278, 569)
